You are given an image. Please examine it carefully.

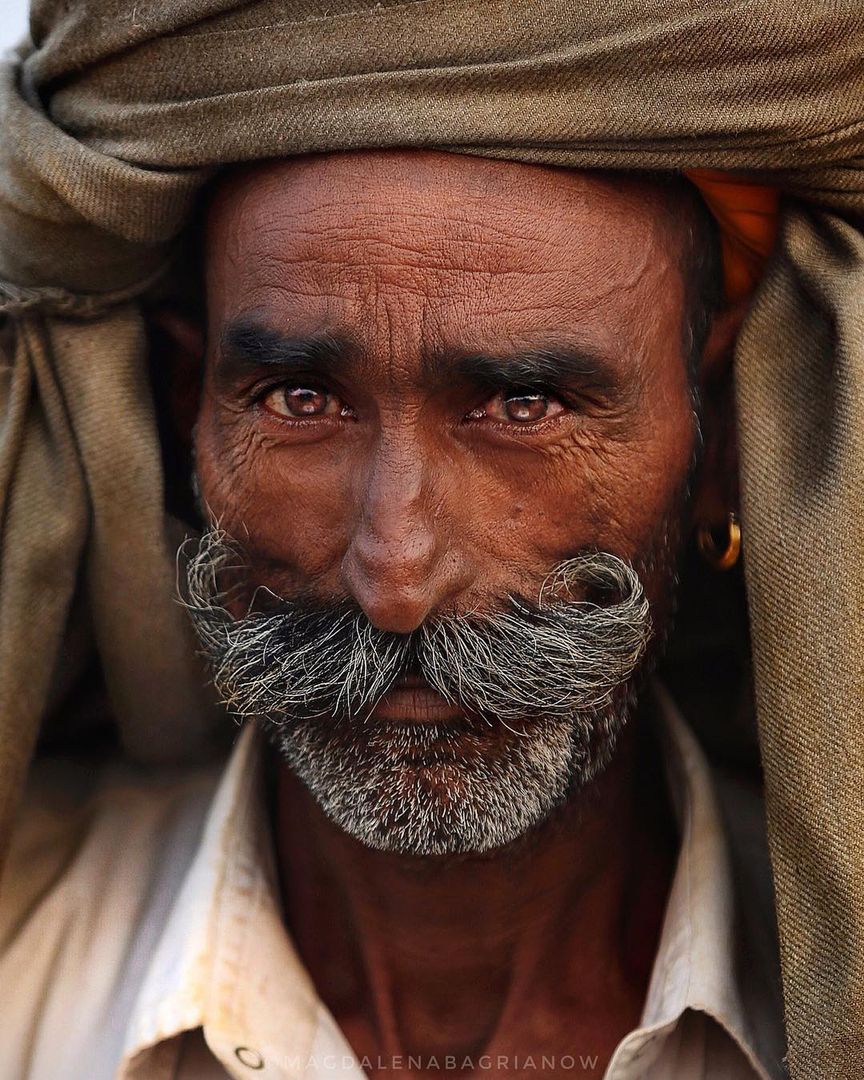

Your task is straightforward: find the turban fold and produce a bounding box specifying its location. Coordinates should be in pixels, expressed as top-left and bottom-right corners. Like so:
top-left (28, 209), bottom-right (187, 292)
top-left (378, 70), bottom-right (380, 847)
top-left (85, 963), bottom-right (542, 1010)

top-left (1, 3), bottom-right (863, 1075)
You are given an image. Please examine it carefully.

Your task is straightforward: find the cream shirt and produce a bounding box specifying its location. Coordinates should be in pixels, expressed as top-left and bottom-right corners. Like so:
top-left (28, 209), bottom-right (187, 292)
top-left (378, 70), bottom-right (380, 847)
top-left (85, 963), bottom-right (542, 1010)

top-left (0, 688), bottom-right (786, 1080)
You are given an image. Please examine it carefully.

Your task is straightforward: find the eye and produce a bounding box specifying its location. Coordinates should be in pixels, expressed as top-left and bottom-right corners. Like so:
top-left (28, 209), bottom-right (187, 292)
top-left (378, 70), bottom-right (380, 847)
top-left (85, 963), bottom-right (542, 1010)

top-left (260, 384), bottom-right (349, 419)
top-left (467, 388), bottom-right (567, 424)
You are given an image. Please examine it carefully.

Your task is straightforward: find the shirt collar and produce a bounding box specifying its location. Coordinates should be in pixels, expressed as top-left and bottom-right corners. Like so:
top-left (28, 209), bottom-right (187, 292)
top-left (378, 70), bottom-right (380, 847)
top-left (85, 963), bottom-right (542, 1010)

top-left (120, 723), bottom-right (339, 1078)
top-left (120, 690), bottom-right (776, 1078)
top-left (629, 682), bottom-right (774, 1077)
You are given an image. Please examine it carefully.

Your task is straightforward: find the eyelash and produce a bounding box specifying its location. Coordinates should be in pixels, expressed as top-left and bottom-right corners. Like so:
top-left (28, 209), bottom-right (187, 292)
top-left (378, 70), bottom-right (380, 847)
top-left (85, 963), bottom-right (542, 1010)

top-left (251, 379), bottom-right (348, 418)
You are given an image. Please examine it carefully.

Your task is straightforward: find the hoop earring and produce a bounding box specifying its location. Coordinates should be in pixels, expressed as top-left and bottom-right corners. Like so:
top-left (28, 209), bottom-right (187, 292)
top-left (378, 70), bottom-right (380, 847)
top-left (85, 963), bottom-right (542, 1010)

top-left (697, 512), bottom-right (742, 571)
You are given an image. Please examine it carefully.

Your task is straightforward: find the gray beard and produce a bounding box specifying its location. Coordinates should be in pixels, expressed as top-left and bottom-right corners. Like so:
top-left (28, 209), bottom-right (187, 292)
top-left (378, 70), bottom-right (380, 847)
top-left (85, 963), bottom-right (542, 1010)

top-left (273, 685), bottom-right (640, 857)
top-left (181, 529), bottom-right (678, 857)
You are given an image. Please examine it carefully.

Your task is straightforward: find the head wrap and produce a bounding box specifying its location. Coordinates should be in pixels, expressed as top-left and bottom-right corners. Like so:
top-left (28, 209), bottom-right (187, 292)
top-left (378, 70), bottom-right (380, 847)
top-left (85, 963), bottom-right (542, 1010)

top-left (1, 3), bottom-right (863, 1075)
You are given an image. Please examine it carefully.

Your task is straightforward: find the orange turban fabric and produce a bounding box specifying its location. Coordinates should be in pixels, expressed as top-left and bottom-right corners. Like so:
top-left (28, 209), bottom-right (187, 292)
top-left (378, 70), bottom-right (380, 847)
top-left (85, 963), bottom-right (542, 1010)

top-left (687, 170), bottom-right (780, 304)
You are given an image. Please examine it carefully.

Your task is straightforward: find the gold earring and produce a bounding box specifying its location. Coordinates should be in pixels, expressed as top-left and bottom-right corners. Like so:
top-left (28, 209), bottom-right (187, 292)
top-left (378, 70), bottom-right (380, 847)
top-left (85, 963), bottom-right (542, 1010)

top-left (697, 512), bottom-right (742, 571)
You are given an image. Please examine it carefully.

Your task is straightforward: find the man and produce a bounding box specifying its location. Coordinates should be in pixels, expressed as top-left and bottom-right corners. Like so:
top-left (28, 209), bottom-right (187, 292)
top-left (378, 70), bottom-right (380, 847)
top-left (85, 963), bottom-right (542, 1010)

top-left (1, 5), bottom-right (863, 1080)
top-left (0, 148), bottom-right (787, 1078)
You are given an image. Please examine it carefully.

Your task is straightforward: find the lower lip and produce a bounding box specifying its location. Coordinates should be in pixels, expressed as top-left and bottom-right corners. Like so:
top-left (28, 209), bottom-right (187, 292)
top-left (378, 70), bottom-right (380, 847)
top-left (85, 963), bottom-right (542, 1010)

top-left (368, 684), bottom-right (465, 724)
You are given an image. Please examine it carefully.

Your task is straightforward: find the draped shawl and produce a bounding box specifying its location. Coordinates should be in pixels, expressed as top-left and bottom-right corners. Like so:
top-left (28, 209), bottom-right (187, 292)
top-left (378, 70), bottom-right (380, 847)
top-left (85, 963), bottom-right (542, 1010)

top-left (1, 3), bottom-right (863, 1075)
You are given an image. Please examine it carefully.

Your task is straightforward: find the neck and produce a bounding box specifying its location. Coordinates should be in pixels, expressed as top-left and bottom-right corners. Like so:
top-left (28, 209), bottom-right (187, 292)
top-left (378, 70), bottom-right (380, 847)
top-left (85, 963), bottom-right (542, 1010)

top-left (273, 708), bottom-right (676, 1071)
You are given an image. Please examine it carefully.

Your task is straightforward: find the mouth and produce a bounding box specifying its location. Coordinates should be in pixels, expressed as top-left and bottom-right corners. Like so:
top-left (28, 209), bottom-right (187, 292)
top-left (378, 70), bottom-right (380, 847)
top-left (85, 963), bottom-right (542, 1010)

top-left (367, 672), bottom-right (465, 724)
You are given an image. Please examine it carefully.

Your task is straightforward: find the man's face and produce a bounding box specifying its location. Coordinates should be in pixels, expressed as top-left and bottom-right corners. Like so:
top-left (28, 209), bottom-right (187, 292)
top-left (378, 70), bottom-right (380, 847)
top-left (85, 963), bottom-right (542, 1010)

top-left (188, 150), bottom-right (700, 855)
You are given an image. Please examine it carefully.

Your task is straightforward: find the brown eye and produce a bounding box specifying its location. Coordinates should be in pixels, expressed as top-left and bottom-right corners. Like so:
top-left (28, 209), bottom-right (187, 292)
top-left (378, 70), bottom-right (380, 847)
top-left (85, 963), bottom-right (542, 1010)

top-left (504, 392), bottom-right (551, 422)
top-left (470, 388), bottom-right (566, 424)
top-left (262, 385), bottom-right (340, 419)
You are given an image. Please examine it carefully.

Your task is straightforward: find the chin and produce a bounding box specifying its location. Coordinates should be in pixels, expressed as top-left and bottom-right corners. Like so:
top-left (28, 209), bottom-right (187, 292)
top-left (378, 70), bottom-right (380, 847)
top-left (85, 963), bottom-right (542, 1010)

top-left (265, 701), bottom-right (629, 857)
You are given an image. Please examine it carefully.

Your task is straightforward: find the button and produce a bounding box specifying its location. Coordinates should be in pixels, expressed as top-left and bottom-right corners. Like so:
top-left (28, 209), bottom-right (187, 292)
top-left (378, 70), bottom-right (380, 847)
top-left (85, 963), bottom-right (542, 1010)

top-left (235, 1046), bottom-right (265, 1070)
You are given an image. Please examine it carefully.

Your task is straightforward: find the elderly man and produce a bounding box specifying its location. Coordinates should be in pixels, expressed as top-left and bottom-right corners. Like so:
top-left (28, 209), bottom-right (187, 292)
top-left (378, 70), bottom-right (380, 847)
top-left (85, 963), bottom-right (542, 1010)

top-left (1, 4), bottom-right (863, 1080)
top-left (0, 147), bottom-right (786, 1078)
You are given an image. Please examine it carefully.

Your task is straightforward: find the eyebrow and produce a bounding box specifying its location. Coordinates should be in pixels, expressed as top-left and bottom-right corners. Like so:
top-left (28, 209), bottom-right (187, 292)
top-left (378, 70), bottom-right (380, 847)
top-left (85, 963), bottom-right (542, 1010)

top-left (217, 318), bottom-right (625, 402)
top-left (215, 319), bottom-right (350, 387)
top-left (442, 345), bottom-right (624, 399)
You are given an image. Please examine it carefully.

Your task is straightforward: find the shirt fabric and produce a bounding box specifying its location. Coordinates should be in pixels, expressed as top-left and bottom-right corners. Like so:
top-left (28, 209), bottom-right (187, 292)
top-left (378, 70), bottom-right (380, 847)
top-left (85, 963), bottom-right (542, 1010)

top-left (0, 687), bottom-right (787, 1080)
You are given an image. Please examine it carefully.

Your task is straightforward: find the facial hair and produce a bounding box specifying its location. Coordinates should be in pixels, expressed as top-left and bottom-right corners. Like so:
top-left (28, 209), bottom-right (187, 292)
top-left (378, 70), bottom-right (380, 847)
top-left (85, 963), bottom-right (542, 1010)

top-left (181, 527), bottom-right (677, 857)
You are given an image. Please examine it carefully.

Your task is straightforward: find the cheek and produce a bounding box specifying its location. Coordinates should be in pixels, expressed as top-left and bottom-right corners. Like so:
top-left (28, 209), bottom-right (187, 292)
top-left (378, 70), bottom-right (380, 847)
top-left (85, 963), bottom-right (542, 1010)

top-left (461, 416), bottom-right (695, 579)
top-left (193, 399), bottom-right (359, 586)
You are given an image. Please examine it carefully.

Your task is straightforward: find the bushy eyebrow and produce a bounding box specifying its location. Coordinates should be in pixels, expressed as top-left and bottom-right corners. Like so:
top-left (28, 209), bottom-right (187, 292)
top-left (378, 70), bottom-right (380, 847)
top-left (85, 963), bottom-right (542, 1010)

top-left (441, 346), bottom-right (625, 399)
top-left (215, 318), bottom-right (350, 387)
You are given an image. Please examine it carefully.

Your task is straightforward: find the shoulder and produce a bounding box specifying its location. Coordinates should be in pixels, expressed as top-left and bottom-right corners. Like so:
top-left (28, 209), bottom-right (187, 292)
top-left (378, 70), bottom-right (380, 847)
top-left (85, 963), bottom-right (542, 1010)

top-left (1, 753), bottom-right (222, 935)
top-left (0, 752), bottom-right (224, 1080)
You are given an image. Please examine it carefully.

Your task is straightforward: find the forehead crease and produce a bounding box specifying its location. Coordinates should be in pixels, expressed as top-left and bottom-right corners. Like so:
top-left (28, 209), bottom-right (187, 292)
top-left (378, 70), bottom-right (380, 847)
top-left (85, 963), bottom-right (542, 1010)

top-left (209, 162), bottom-right (683, 327)
top-left (212, 154), bottom-right (677, 255)
top-left (223, 215), bottom-right (665, 298)
top-left (229, 211), bottom-right (578, 275)
top-left (238, 183), bottom-right (660, 239)
top-left (228, 249), bottom-right (665, 328)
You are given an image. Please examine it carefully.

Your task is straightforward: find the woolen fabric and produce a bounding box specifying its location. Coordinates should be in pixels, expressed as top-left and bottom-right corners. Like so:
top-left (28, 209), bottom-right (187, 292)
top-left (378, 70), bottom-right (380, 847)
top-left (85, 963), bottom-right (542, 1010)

top-left (0, 3), bottom-right (862, 1075)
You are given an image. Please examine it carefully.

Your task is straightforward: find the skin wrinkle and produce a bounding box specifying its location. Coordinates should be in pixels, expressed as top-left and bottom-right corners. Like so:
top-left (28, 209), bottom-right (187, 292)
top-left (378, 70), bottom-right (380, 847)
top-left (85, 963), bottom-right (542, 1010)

top-left (221, 184), bottom-right (663, 304)
top-left (240, 258), bottom-right (652, 313)
top-left (175, 149), bottom-right (734, 1076)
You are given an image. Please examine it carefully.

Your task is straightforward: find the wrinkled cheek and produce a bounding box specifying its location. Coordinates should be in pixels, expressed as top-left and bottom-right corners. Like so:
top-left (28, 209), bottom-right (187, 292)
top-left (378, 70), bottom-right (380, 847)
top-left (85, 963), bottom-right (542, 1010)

top-left (193, 419), bottom-right (355, 592)
top-left (511, 453), bottom-right (659, 565)
top-left (193, 411), bottom-right (260, 531)
top-left (533, 430), bottom-right (694, 601)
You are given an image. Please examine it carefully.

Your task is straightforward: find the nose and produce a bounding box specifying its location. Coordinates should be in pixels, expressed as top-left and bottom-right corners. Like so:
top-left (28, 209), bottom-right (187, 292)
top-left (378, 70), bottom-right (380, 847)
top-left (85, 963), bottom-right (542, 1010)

top-left (341, 439), bottom-right (475, 633)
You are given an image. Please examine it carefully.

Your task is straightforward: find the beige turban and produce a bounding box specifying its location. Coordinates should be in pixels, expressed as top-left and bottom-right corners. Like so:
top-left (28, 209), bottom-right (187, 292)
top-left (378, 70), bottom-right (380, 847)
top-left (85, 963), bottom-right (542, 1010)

top-left (1, 3), bottom-right (863, 1075)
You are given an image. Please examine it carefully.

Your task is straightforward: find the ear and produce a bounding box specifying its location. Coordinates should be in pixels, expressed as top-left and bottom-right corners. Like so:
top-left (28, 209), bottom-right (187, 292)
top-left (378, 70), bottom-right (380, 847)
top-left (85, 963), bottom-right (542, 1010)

top-left (149, 308), bottom-right (205, 449)
top-left (688, 297), bottom-right (750, 532)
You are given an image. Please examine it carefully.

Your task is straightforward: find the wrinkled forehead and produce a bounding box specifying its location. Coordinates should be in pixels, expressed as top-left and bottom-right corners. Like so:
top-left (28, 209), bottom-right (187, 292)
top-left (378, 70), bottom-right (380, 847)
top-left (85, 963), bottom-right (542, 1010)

top-left (202, 150), bottom-right (687, 341)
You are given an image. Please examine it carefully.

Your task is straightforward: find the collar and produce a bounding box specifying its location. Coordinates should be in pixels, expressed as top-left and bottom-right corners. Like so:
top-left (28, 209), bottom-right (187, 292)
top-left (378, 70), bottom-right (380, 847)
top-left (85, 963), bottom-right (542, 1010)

top-left (120, 723), bottom-right (349, 1078)
top-left (603, 682), bottom-right (777, 1078)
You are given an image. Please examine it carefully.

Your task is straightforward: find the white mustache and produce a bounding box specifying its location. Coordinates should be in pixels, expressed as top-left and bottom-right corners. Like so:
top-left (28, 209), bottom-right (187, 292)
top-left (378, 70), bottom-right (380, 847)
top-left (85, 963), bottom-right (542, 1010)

top-left (180, 528), bottom-right (652, 726)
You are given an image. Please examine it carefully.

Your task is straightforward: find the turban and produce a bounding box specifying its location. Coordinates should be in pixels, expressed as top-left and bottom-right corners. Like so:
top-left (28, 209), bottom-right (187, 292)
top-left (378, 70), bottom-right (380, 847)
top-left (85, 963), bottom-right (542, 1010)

top-left (0, 2), bottom-right (862, 1075)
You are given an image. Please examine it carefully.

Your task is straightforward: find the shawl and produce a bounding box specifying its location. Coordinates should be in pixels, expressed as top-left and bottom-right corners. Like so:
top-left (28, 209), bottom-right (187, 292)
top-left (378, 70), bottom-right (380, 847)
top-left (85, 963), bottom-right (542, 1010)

top-left (1, 3), bottom-right (863, 1075)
